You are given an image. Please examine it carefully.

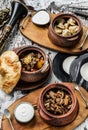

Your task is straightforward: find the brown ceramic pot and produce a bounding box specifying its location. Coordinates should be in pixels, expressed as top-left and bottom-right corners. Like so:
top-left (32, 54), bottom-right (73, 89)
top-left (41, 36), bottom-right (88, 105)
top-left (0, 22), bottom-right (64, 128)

top-left (17, 46), bottom-right (50, 82)
top-left (38, 82), bottom-right (79, 126)
top-left (48, 13), bottom-right (83, 47)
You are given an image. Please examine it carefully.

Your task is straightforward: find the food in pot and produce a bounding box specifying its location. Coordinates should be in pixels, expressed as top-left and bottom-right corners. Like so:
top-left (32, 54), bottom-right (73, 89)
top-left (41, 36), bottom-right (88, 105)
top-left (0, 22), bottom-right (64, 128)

top-left (21, 51), bottom-right (44, 72)
top-left (44, 88), bottom-right (72, 115)
top-left (54, 17), bottom-right (79, 36)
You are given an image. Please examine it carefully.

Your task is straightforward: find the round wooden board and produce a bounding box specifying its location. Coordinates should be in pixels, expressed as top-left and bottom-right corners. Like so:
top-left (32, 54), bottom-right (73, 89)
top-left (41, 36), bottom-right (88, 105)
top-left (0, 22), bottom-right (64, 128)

top-left (20, 13), bottom-right (88, 54)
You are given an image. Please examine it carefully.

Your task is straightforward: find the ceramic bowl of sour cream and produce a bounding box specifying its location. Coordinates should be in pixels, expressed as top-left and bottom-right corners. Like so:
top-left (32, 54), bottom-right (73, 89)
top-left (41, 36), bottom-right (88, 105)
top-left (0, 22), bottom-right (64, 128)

top-left (31, 10), bottom-right (50, 26)
top-left (14, 102), bottom-right (34, 123)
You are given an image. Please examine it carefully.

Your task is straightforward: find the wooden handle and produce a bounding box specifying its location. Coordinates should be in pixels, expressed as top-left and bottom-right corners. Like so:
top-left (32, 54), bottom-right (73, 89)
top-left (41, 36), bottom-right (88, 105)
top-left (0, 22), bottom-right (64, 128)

top-left (0, 24), bottom-right (12, 53)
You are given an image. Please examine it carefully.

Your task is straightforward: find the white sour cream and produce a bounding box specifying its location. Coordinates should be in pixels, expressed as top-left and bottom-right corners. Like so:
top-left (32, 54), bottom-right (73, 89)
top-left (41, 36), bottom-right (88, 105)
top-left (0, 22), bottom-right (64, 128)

top-left (32, 10), bottom-right (50, 25)
top-left (14, 102), bottom-right (34, 123)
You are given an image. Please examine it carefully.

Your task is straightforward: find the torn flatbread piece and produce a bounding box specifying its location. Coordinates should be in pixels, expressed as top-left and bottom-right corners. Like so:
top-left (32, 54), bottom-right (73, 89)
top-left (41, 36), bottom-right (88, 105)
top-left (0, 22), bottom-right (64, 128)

top-left (0, 50), bottom-right (21, 94)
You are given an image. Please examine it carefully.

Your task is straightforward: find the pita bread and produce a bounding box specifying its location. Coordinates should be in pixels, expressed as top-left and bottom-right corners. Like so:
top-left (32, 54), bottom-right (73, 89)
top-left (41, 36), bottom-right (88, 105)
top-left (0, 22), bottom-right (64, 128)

top-left (0, 50), bottom-right (21, 94)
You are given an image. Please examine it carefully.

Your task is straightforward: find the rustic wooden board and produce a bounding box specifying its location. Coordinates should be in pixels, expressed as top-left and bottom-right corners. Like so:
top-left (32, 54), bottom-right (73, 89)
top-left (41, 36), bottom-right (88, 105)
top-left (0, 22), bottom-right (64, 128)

top-left (20, 13), bottom-right (88, 55)
top-left (2, 83), bottom-right (88, 130)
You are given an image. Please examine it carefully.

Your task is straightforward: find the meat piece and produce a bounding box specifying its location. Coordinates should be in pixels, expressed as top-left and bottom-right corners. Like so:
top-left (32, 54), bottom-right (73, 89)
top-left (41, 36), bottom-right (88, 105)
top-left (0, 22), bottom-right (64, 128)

top-left (44, 88), bottom-right (72, 115)
top-left (64, 95), bottom-right (69, 106)
top-left (49, 91), bottom-right (56, 99)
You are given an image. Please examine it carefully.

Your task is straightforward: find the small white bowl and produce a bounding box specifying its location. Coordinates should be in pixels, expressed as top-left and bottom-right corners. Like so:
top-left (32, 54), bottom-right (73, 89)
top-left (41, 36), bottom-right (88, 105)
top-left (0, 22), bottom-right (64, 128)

top-left (14, 102), bottom-right (34, 123)
top-left (31, 10), bottom-right (50, 26)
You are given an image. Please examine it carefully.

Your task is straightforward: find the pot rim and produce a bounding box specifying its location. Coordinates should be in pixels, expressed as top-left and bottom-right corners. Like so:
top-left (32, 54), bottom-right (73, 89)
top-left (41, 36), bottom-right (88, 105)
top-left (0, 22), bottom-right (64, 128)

top-left (39, 82), bottom-right (78, 118)
top-left (17, 46), bottom-right (48, 74)
top-left (51, 13), bottom-right (82, 39)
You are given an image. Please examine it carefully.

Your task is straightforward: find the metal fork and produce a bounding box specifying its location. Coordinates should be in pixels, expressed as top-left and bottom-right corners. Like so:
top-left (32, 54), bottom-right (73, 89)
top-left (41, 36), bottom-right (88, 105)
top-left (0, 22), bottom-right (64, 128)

top-left (75, 84), bottom-right (88, 109)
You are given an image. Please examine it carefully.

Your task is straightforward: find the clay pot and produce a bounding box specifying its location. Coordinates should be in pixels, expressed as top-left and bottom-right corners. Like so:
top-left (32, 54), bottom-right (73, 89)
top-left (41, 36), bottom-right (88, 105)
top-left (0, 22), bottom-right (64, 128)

top-left (38, 82), bottom-right (79, 126)
top-left (17, 46), bottom-right (50, 82)
top-left (48, 13), bottom-right (83, 47)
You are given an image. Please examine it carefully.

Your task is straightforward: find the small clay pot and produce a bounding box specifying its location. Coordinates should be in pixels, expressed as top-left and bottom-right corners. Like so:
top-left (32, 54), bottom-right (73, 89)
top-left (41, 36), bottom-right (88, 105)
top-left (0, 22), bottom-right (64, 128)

top-left (17, 46), bottom-right (50, 82)
top-left (48, 13), bottom-right (83, 48)
top-left (38, 82), bottom-right (79, 126)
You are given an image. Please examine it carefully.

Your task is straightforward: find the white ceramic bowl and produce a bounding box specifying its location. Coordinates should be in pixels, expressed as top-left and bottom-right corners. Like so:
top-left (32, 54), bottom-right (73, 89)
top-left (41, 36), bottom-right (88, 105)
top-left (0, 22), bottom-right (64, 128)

top-left (14, 102), bottom-right (34, 123)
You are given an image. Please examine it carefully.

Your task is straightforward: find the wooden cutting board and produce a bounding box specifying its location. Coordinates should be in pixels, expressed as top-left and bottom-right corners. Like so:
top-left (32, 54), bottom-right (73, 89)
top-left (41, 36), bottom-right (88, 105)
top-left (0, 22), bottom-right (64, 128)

top-left (2, 83), bottom-right (88, 130)
top-left (20, 13), bottom-right (88, 54)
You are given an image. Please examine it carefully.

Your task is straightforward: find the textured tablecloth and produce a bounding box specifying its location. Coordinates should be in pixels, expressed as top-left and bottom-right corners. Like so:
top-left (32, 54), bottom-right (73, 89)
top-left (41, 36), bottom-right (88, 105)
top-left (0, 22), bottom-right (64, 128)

top-left (0, 0), bottom-right (88, 130)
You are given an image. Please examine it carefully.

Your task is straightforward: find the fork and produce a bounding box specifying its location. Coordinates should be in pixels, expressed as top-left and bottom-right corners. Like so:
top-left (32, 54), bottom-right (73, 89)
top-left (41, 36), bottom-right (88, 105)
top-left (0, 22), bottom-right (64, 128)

top-left (75, 84), bottom-right (88, 109)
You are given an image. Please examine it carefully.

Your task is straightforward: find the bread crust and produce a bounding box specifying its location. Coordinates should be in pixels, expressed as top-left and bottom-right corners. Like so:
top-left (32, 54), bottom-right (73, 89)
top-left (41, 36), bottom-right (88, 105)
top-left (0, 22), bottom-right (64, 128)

top-left (0, 51), bottom-right (21, 94)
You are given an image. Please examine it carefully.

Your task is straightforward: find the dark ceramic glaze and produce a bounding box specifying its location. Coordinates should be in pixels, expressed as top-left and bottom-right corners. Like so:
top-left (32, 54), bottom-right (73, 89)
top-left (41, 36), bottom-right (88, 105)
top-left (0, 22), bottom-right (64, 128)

top-left (16, 46), bottom-right (50, 82)
top-left (70, 53), bottom-right (88, 91)
top-left (48, 13), bottom-right (83, 47)
top-left (38, 83), bottom-right (79, 126)
top-left (53, 52), bottom-right (77, 82)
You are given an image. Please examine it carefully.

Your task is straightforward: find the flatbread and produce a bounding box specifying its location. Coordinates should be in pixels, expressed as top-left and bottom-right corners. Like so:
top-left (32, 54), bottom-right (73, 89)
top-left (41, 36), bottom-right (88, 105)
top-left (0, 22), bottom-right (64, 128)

top-left (0, 50), bottom-right (21, 94)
